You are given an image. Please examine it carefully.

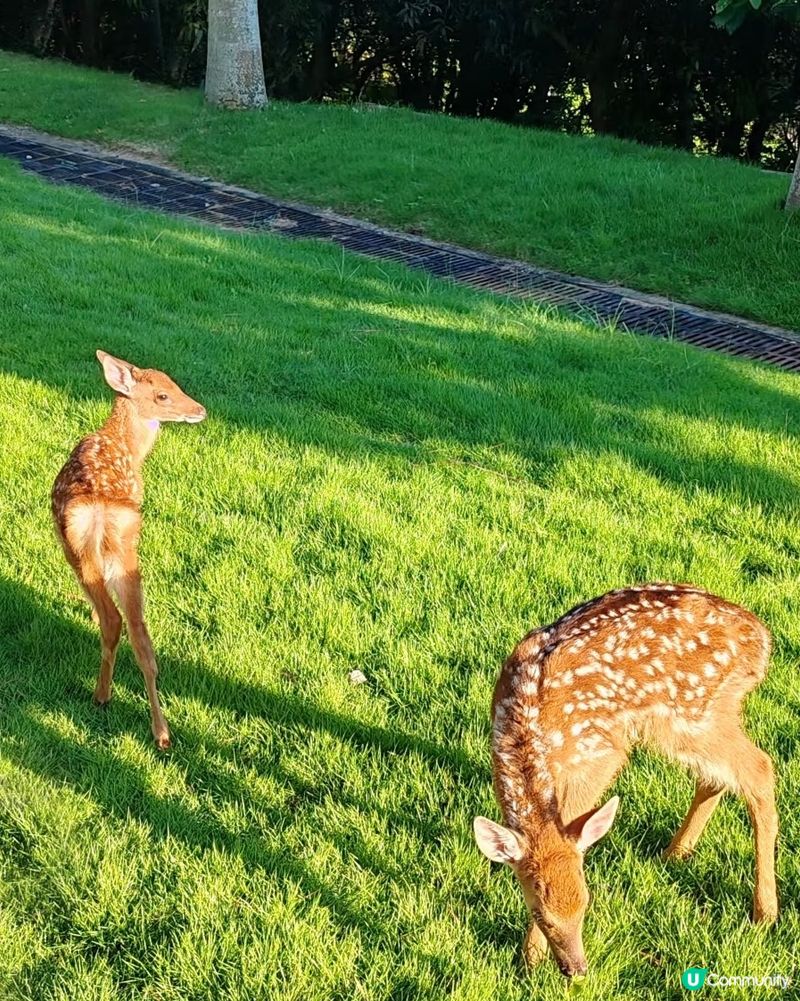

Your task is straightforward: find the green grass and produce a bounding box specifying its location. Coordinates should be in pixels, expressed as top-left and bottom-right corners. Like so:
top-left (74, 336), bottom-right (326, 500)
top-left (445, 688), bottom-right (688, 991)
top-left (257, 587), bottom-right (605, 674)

top-left (1, 155), bottom-right (800, 1001)
top-left (1, 49), bottom-right (799, 333)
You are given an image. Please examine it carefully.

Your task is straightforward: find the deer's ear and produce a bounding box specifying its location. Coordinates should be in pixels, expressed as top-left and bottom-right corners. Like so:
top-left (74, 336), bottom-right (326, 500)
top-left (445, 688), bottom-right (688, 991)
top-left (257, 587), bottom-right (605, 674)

top-left (567, 796), bottom-right (619, 853)
top-left (473, 816), bottom-right (524, 864)
top-left (97, 350), bottom-right (136, 396)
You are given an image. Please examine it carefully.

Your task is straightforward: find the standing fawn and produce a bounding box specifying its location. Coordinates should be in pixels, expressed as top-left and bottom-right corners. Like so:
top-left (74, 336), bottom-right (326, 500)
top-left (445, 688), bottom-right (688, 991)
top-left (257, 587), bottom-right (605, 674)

top-left (52, 350), bottom-right (206, 749)
top-left (474, 583), bottom-right (778, 979)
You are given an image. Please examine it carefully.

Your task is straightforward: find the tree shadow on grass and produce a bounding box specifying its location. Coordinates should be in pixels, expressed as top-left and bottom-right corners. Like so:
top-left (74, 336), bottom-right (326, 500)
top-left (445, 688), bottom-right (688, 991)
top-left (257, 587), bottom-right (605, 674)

top-left (2, 165), bottom-right (799, 1001)
top-left (3, 570), bottom-right (795, 959)
top-left (2, 202), bottom-right (800, 520)
top-left (0, 574), bottom-right (486, 944)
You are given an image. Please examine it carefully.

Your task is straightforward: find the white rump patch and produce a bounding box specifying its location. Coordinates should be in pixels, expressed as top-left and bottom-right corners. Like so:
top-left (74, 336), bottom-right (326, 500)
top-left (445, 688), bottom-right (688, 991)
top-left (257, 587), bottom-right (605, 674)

top-left (65, 503), bottom-right (103, 556)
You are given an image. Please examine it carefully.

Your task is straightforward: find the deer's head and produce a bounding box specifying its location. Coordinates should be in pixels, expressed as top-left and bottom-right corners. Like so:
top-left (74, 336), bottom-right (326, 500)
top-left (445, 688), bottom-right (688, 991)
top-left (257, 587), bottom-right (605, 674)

top-left (473, 797), bottom-right (618, 978)
top-left (97, 350), bottom-right (206, 425)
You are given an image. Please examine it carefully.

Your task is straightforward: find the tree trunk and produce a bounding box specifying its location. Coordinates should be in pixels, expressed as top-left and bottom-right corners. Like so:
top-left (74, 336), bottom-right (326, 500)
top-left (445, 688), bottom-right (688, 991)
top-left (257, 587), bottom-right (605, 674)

top-left (141, 0), bottom-right (165, 80)
top-left (719, 116), bottom-right (746, 158)
top-left (205, 0), bottom-right (267, 109)
top-left (786, 145), bottom-right (800, 211)
top-left (79, 0), bottom-right (100, 63)
top-left (449, 25), bottom-right (480, 116)
top-left (584, 0), bottom-right (626, 135)
top-left (587, 72), bottom-right (613, 134)
top-left (33, 0), bottom-right (59, 54)
top-left (309, 0), bottom-right (340, 100)
top-left (675, 73), bottom-right (695, 151)
top-left (745, 116), bottom-right (769, 164)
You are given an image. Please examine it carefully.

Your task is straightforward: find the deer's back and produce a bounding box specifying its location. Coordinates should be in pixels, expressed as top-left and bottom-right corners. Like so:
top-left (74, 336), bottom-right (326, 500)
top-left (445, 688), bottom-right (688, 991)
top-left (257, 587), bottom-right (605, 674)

top-left (52, 431), bottom-right (143, 520)
top-left (492, 584), bottom-right (770, 812)
top-left (506, 584), bottom-right (769, 704)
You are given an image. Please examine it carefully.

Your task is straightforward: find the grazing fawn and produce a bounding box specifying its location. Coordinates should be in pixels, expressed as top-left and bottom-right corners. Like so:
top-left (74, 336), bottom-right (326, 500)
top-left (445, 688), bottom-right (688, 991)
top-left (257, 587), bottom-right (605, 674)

top-left (474, 583), bottom-right (778, 979)
top-left (52, 350), bottom-right (206, 749)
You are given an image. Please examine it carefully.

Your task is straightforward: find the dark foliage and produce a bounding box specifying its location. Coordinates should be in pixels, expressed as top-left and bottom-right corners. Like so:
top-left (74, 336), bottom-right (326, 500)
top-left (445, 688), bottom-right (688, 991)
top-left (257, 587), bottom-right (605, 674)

top-left (0, 0), bottom-right (797, 169)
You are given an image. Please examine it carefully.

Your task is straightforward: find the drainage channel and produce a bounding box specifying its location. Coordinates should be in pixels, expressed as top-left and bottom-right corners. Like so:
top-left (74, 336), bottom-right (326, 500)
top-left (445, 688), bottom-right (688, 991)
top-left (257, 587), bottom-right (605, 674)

top-left (2, 126), bottom-right (798, 373)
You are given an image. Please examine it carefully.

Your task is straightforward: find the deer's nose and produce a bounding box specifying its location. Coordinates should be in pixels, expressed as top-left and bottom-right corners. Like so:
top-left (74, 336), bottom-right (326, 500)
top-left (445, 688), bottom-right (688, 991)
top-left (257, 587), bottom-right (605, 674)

top-left (559, 960), bottom-right (588, 979)
top-left (186, 405), bottom-right (207, 423)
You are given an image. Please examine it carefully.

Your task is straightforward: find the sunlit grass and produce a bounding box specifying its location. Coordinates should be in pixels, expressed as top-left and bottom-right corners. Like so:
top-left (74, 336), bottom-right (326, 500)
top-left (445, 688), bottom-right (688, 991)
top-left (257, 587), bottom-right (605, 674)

top-left (0, 158), bottom-right (799, 1000)
top-left (1, 49), bottom-right (799, 333)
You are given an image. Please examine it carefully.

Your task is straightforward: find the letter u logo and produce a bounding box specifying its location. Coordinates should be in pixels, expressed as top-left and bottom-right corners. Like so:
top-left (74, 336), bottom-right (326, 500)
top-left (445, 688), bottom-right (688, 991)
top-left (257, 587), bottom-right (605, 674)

top-left (681, 967), bottom-right (708, 991)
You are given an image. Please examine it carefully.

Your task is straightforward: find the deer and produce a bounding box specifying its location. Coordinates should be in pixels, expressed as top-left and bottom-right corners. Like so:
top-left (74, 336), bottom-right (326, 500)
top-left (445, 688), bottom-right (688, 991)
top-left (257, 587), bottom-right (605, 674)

top-left (52, 350), bottom-right (206, 750)
top-left (473, 583), bottom-right (778, 980)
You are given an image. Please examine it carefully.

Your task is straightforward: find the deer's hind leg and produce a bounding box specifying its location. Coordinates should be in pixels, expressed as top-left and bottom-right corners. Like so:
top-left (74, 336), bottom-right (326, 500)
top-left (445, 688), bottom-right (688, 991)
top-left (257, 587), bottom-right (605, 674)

top-left (733, 734), bottom-right (778, 924)
top-left (83, 576), bottom-right (123, 706)
top-left (108, 511), bottom-right (170, 750)
top-left (670, 713), bottom-right (778, 924)
top-left (60, 506), bottom-right (123, 706)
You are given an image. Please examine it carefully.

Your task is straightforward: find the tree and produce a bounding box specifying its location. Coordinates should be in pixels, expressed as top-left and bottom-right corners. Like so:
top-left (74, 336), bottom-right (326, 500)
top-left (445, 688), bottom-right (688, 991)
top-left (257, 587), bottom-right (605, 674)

top-left (788, 159), bottom-right (800, 209)
top-left (5, 1), bottom-right (799, 167)
top-left (716, 0), bottom-right (800, 209)
top-left (205, 0), bottom-right (267, 109)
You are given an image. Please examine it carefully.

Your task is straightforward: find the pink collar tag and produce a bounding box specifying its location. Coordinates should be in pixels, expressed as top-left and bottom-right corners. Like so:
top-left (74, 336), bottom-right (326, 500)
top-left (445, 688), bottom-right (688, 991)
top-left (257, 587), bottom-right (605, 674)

top-left (147, 419), bottom-right (161, 431)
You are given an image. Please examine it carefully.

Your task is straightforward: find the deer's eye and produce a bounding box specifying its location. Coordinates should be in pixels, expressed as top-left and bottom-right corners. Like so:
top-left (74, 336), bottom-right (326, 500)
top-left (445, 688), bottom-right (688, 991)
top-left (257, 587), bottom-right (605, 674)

top-left (156, 392), bottom-right (169, 403)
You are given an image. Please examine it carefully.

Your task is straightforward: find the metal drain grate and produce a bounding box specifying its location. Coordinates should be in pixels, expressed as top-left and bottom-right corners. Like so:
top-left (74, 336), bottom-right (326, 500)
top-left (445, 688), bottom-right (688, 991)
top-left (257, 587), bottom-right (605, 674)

top-left (2, 125), bottom-right (798, 372)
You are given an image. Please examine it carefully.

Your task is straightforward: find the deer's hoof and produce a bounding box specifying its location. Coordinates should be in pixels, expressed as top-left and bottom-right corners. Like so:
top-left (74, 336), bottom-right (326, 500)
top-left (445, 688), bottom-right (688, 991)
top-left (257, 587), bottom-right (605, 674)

top-left (522, 937), bottom-right (548, 971)
top-left (154, 731), bottom-right (171, 752)
top-left (522, 949), bottom-right (547, 972)
top-left (663, 843), bottom-right (692, 861)
top-left (752, 904), bottom-right (778, 926)
top-left (93, 691), bottom-right (112, 707)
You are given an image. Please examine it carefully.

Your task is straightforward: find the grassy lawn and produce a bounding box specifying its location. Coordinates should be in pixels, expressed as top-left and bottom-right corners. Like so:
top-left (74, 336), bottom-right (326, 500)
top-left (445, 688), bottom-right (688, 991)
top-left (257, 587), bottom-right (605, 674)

top-left (1, 155), bottom-right (800, 1001)
top-left (1, 49), bottom-right (799, 334)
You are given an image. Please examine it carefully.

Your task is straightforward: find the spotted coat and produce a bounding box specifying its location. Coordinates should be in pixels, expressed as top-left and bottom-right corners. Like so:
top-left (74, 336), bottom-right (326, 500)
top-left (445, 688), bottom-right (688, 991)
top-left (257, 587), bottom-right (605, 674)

top-left (491, 583), bottom-right (770, 828)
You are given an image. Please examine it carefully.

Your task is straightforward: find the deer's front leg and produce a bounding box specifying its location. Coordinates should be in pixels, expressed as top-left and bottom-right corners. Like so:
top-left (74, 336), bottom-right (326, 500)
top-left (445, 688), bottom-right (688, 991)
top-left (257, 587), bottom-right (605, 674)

top-left (523, 920), bottom-right (548, 969)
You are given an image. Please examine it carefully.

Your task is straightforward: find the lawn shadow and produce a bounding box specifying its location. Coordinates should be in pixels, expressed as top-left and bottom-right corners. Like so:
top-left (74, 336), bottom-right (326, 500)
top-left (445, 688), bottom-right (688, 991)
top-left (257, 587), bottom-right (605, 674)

top-left (0, 574), bottom-right (487, 944)
top-left (1, 570), bottom-right (795, 963)
top-left (3, 192), bottom-right (800, 956)
top-left (2, 202), bottom-right (800, 522)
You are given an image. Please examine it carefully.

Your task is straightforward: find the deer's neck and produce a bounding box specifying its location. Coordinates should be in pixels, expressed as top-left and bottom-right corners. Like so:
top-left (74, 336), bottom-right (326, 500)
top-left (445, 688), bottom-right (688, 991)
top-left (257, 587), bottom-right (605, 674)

top-left (494, 750), bottom-right (561, 834)
top-left (101, 396), bottom-right (160, 469)
top-left (514, 789), bottom-right (563, 834)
